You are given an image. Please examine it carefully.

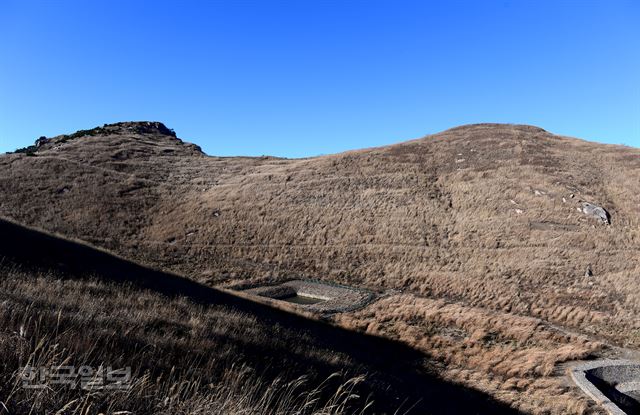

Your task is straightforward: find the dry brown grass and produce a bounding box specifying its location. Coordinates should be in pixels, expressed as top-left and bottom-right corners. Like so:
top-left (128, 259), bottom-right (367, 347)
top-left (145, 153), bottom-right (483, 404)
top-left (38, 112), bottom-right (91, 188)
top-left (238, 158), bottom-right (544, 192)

top-left (0, 263), bottom-right (377, 414)
top-left (0, 219), bottom-right (526, 414)
top-left (335, 294), bottom-right (604, 414)
top-left (1, 121), bottom-right (638, 413)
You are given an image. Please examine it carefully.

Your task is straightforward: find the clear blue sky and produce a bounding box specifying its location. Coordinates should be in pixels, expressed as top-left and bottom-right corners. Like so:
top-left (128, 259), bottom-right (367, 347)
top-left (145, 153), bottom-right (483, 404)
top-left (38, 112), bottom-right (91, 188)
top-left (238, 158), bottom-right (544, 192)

top-left (1, 0), bottom-right (638, 157)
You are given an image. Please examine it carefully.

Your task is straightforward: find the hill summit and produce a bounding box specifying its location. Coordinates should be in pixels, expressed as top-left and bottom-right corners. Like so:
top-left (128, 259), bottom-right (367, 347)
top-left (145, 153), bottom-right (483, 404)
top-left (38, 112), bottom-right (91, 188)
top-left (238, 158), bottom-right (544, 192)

top-left (13, 121), bottom-right (203, 156)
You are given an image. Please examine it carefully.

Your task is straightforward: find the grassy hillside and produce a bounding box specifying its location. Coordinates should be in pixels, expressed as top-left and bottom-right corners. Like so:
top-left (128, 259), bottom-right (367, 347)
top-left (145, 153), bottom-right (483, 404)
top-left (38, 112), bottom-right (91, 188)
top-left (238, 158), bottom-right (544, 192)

top-left (1, 121), bottom-right (639, 413)
top-left (0, 218), bottom-right (520, 414)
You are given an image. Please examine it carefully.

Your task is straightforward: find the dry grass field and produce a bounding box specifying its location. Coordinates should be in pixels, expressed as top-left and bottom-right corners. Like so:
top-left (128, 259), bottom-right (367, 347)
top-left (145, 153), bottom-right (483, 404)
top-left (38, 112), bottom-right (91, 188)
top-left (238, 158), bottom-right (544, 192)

top-left (1, 121), bottom-right (639, 413)
top-left (0, 218), bottom-right (520, 414)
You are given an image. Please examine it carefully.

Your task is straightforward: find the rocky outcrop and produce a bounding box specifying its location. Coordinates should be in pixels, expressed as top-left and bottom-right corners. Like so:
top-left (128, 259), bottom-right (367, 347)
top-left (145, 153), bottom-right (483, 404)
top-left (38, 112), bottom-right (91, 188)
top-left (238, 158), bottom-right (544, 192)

top-left (581, 202), bottom-right (610, 224)
top-left (11, 121), bottom-right (203, 156)
top-left (102, 121), bottom-right (177, 137)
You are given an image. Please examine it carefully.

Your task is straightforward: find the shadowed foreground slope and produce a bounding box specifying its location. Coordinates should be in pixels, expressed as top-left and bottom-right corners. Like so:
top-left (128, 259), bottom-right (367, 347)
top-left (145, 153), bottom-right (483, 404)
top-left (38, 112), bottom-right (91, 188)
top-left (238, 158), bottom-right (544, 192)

top-left (0, 218), bottom-right (520, 414)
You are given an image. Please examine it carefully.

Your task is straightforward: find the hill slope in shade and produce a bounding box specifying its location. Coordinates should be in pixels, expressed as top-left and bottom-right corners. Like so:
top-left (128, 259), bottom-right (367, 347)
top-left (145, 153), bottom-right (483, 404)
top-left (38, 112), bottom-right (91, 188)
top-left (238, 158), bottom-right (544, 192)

top-left (1, 121), bottom-right (639, 413)
top-left (4, 218), bottom-right (516, 414)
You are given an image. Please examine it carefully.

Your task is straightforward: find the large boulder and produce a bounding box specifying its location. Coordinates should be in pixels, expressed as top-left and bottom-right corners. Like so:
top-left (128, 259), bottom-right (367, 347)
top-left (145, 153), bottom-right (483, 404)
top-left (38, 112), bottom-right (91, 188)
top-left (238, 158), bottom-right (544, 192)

top-left (581, 202), bottom-right (610, 224)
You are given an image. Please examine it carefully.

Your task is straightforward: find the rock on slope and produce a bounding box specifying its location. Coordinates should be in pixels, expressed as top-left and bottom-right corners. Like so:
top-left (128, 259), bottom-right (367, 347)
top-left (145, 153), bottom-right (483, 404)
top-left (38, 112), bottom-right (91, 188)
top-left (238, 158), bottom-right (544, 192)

top-left (1, 121), bottom-right (639, 412)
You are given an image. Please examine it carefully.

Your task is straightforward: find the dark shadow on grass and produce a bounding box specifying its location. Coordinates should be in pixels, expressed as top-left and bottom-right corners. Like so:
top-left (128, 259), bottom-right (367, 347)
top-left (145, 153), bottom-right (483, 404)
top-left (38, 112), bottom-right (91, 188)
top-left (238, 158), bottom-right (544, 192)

top-left (0, 218), bottom-right (523, 415)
